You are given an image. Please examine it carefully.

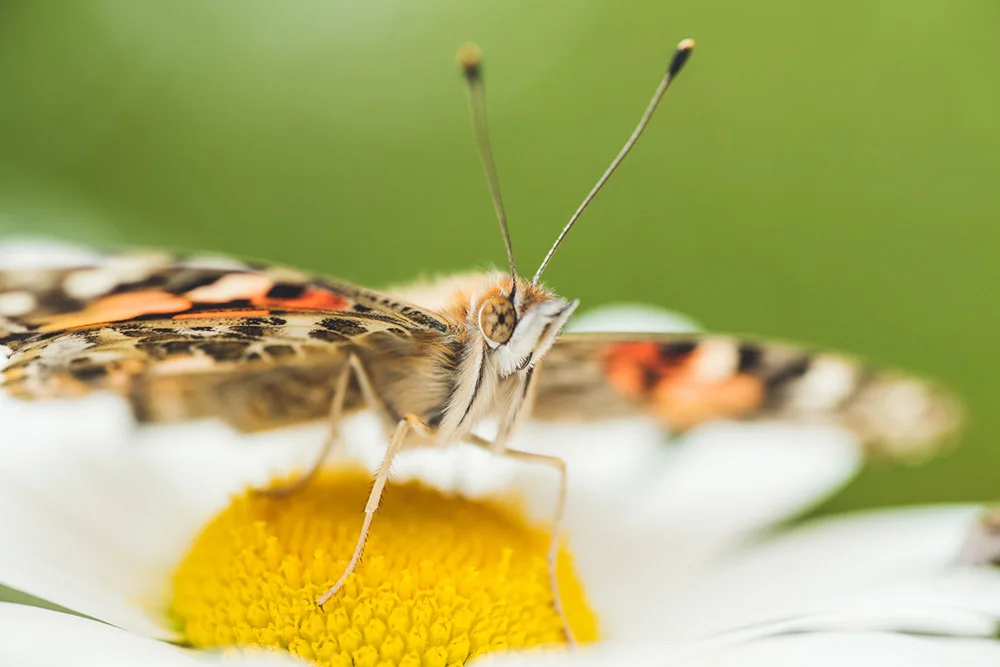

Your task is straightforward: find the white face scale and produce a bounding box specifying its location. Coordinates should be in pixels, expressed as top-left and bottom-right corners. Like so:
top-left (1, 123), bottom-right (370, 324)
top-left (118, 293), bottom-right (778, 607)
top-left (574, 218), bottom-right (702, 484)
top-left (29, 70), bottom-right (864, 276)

top-left (484, 291), bottom-right (578, 379)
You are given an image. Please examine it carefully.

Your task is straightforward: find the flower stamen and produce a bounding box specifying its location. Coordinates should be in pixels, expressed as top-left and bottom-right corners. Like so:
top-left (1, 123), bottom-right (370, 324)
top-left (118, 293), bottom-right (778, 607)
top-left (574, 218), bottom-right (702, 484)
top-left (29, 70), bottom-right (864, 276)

top-left (171, 466), bottom-right (598, 666)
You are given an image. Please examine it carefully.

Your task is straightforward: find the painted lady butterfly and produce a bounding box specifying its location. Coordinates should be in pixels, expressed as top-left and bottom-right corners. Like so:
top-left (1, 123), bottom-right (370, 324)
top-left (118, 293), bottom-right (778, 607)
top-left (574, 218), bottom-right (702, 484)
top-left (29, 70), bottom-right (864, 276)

top-left (0, 40), bottom-right (960, 643)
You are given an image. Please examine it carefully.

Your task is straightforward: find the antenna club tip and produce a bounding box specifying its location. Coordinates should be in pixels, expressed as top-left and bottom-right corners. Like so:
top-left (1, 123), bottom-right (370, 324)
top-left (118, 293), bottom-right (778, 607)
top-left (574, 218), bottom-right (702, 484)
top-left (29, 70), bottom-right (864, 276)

top-left (457, 43), bottom-right (483, 79)
top-left (667, 37), bottom-right (695, 77)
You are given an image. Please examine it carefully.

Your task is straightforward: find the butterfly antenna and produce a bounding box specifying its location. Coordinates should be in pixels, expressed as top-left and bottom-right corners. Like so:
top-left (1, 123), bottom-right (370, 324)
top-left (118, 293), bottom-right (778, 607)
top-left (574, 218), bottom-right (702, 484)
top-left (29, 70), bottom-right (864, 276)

top-left (532, 38), bottom-right (695, 285)
top-left (458, 44), bottom-right (518, 282)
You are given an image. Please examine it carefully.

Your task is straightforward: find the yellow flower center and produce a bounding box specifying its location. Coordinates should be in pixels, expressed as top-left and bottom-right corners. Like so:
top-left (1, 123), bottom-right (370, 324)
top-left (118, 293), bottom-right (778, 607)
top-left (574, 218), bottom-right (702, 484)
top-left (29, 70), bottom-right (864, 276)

top-left (171, 466), bottom-right (598, 666)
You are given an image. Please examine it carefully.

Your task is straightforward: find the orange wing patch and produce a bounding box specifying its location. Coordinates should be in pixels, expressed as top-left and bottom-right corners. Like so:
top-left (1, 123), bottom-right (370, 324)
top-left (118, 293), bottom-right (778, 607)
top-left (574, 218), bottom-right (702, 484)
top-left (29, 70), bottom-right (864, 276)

top-left (172, 309), bottom-right (271, 320)
top-left (253, 288), bottom-right (348, 311)
top-left (21, 271), bottom-right (355, 334)
top-left (37, 291), bottom-right (193, 332)
top-left (604, 340), bottom-right (764, 431)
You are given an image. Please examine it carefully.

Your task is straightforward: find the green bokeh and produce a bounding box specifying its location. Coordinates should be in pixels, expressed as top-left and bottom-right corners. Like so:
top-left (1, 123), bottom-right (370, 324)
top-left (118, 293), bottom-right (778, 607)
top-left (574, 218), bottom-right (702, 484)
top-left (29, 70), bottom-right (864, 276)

top-left (0, 0), bottom-right (997, 543)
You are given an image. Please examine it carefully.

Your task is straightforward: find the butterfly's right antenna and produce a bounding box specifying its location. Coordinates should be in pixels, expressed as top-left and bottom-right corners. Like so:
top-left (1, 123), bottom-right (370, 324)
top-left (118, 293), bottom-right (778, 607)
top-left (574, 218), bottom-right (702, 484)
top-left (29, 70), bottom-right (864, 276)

top-left (458, 43), bottom-right (518, 283)
top-left (532, 39), bottom-right (695, 285)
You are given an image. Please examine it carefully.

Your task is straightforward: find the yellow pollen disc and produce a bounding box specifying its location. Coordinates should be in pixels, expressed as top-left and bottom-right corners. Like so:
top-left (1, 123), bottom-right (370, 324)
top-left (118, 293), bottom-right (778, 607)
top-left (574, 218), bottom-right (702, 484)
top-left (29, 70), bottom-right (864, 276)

top-left (171, 466), bottom-right (598, 666)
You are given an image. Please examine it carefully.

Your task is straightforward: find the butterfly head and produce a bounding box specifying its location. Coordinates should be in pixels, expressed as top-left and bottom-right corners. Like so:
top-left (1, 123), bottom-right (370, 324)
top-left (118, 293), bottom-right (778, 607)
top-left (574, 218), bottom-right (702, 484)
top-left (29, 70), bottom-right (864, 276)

top-left (473, 277), bottom-right (578, 378)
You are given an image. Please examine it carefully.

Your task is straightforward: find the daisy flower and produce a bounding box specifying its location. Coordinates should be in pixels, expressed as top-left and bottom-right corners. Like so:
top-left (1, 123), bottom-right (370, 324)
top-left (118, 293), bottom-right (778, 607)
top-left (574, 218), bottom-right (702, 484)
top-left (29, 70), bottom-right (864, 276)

top-left (0, 241), bottom-right (998, 666)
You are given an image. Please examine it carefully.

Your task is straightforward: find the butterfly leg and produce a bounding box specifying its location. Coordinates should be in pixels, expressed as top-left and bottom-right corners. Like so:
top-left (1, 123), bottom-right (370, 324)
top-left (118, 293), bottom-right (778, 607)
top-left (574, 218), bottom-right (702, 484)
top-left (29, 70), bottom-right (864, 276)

top-left (468, 434), bottom-right (576, 648)
top-left (345, 353), bottom-right (401, 431)
top-left (317, 412), bottom-right (432, 607)
top-left (255, 354), bottom-right (358, 499)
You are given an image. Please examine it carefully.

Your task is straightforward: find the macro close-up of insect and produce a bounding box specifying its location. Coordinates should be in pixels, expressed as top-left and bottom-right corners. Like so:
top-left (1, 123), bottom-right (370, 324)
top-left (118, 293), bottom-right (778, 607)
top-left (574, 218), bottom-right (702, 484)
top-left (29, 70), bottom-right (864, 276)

top-left (1, 4), bottom-right (998, 666)
top-left (0, 39), bottom-right (963, 644)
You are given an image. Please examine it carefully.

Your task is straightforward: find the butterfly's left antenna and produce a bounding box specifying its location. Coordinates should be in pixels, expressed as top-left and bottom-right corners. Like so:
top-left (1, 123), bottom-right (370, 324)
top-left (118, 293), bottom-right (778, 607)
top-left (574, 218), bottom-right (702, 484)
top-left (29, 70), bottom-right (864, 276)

top-left (458, 44), bottom-right (518, 283)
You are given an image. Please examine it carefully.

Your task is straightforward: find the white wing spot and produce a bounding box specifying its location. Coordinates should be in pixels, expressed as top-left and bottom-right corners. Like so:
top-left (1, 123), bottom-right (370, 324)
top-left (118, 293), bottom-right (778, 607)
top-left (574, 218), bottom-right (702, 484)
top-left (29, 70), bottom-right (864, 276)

top-left (185, 273), bottom-right (273, 303)
top-left (62, 253), bottom-right (171, 300)
top-left (786, 356), bottom-right (858, 411)
top-left (880, 380), bottom-right (933, 430)
top-left (690, 339), bottom-right (739, 382)
top-left (63, 268), bottom-right (125, 300)
top-left (0, 290), bottom-right (36, 317)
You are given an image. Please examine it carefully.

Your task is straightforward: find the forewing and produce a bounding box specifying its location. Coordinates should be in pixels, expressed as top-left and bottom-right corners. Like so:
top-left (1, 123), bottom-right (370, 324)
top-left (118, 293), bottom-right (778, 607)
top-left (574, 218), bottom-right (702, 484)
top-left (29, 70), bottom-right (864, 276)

top-left (0, 251), bottom-right (448, 342)
top-left (0, 254), bottom-right (453, 431)
top-left (534, 332), bottom-right (962, 460)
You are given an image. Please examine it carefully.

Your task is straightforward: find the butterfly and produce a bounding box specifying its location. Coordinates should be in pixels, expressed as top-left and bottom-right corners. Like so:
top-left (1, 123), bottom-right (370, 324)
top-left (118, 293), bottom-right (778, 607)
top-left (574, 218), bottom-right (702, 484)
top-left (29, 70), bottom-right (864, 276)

top-left (0, 40), bottom-right (961, 645)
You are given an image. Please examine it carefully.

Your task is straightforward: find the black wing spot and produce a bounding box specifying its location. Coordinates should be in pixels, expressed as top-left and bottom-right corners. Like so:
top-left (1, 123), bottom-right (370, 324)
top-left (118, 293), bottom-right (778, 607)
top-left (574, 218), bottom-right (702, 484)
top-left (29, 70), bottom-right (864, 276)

top-left (109, 274), bottom-right (168, 294)
top-left (738, 345), bottom-right (764, 372)
top-left (70, 365), bottom-right (109, 382)
top-left (309, 329), bottom-right (348, 343)
top-left (660, 341), bottom-right (698, 361)
top-left (229, 325), bottom-right (266, 339)
top-left (266, 283), bottom-right (306, 300)
top-left (161, 270), bottom-right (230, 295)
top-left (197, 341), bottom-right (251, 362)
top-left (767, 357), bottom-right (811, 388)
top-left (137, 340), bottom-right (197, 359)
top-left (38, 291), bottom-right (85, 315)
top-left (319, 318), bottom-right (367, 337)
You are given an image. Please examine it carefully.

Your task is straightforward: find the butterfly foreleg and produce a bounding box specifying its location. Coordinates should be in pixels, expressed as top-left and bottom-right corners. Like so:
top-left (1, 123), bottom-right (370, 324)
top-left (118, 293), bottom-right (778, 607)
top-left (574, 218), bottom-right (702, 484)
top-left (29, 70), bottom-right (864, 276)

top-left (467, 433), bottom-right (576, 647)
top-left (317, 412), bottom-right (433, 607)
top-left (345, 353), bottom-right (400, 434)
top-left (255, 353), bottom-right (362, 499)
top-left (491, 367), bottom-right (540, 454)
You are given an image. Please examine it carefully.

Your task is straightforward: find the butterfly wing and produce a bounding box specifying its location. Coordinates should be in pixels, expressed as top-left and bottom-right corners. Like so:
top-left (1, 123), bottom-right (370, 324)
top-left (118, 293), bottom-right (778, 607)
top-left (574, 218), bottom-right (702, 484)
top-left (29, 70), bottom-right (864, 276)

top-left (0, 254), bottom-right (456, 431)
top-left (533, 332), bottom-right (961, 459)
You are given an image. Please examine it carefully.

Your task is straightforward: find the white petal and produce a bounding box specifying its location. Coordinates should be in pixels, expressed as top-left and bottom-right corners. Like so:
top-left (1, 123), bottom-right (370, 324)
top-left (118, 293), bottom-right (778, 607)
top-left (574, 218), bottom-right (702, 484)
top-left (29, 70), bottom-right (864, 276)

top-left (474, 642), bottom-right (657, 667)
top-left (0, 393), bottom-right (324, 638)
top-left (558, 420), bottom-right (859, 641)
top-left (480, 628), bottom-right (1000, 667)
top-left (0, 603), bottom-right (202, 666)
top-left (675, 631), bottom-right (1000, 667)
top-left (197, 649), bottom-right (315, 666)
top-left (568, 303), bottom-right (702, 334)
top-left (0, 603), bottom-right (312, 667)
top-left (644, 505), bottom-right (999, 643)
top-left (632, 422), bottom-right (860, 547)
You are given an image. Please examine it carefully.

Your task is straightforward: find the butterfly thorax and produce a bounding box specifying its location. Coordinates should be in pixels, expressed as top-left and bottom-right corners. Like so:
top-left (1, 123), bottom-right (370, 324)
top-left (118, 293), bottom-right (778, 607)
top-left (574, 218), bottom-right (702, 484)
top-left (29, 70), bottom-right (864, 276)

top-left (390, 272), bottom-right (578, 444)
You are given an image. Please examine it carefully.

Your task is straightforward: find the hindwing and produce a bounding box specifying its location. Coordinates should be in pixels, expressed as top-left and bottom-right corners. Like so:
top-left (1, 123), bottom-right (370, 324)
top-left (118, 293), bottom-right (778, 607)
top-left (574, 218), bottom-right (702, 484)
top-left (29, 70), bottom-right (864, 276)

top-left (534, 332), bottom-right (961, 459)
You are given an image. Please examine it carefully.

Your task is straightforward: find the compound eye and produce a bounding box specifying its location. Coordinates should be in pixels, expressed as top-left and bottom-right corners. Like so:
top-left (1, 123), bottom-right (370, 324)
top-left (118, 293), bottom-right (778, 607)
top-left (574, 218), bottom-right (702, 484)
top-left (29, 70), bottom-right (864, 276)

top-left (478, 296), bottom-right (516, 345)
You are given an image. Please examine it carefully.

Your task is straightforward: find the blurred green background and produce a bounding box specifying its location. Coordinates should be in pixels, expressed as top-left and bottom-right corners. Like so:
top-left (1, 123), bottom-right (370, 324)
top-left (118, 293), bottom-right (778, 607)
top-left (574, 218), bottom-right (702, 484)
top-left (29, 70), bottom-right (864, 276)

top-left (0, 0), bottom-right (997, 524)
